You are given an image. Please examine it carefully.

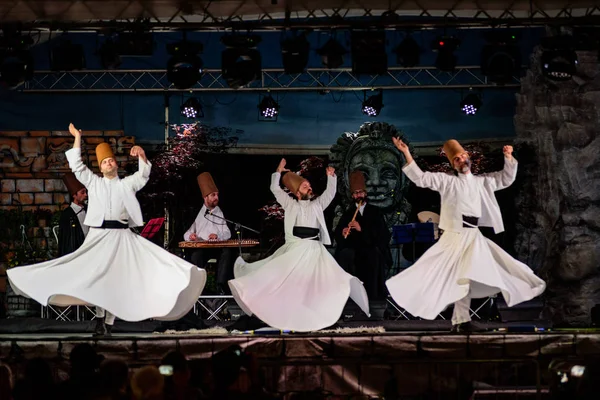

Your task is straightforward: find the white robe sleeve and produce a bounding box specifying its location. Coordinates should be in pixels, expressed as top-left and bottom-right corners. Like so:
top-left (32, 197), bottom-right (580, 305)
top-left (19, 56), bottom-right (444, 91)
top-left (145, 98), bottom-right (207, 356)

top-left (66, 148), bottom-right (100, 187)
top-left (121, 157), bottom-right (152, 192)
top-left (271, 172), bottom-right (293, 209)
top-left (315, 175), bottom-right (337, 210)
top-left (480, 157), bottom-right (518, 191)
top-left (402, 161), bottom-right (450, 193)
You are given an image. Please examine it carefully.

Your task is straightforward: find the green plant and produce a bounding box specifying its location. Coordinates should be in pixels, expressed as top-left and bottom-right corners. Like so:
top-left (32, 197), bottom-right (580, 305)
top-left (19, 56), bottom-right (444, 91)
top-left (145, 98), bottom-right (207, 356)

top-left (6, 244), bottom-right (52, 269)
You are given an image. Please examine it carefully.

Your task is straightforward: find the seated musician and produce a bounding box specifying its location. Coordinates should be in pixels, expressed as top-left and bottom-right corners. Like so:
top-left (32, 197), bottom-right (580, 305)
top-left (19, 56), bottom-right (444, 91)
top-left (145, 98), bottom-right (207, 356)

top-left (184, 172), bottom-right (234, 294)
top-left (334, 170), bottom-right (392, 301)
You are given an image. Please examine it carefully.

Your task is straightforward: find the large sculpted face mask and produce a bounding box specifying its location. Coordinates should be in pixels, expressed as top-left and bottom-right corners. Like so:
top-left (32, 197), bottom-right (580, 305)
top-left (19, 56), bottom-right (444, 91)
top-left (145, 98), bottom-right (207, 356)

top-left (348, 149), bottom-right (402, 210)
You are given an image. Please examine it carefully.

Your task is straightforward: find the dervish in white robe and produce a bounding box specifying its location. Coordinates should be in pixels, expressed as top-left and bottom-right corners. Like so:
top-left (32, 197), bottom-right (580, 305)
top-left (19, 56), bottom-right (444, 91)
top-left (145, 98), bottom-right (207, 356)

top-left (7, 124), bottom-right (206, 336)
top-left (229, 159), bottom-right (370, 332)
top-left (386, 138), bottom-right (546, 332)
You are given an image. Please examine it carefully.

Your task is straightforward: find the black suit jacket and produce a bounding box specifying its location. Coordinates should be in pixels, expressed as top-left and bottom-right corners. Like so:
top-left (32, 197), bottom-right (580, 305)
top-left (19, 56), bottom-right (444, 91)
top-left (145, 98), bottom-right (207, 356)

top-left (334, 203), bottom-right (393, 267)
top-left (58, 206), bottom-right (86, 257)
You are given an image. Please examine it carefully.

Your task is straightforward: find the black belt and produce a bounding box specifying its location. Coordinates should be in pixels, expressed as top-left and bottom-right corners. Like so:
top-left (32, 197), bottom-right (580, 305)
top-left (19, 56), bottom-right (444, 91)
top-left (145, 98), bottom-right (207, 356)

top-left (293, 226), bottom-right (320, 240)
top-left (462, 215), bottom-right (479, 228)
top-left (100, 220), bottom-right (129, 229)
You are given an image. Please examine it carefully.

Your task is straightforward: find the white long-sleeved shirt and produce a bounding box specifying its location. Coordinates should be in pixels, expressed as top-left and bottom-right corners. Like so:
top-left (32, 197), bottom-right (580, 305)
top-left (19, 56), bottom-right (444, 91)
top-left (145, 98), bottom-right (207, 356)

top-left (456, 173), bottom-right (482, 218)
top-left (70, 203), bottom-right (89, 236)
top-left (402, 157), bottom-right (518, 233)
top-left (66, 147), bottom-right (151, 227)
top-left (183, 205), bottom-right (231, 241)
top-left (294, 200), bottom-right (319, 228)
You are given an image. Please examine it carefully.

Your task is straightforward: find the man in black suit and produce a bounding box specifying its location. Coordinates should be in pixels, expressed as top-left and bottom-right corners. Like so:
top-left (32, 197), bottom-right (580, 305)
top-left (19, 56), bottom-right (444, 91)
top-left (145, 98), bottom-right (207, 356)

top-left (335, 170), bottom-right (392, 300)
top-left (58, 172), bottom-right (88, 257)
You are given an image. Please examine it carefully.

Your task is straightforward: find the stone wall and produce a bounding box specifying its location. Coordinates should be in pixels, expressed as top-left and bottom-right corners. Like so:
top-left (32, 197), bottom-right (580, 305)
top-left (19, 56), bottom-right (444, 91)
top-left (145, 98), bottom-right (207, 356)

top-left (0, 130), bottom-right (134, 212)
top-left (513, 49), bottom-right (600, 326)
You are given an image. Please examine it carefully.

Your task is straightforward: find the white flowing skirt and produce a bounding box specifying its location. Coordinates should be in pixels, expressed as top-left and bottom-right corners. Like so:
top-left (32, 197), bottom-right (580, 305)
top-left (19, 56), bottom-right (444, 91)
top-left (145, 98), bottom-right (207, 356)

top-left (386, 228), bottom-right (546, 320)
top-left (229, 239), bottom-right (370, 332)
top-left (7, 228), bottom-right (206, 322)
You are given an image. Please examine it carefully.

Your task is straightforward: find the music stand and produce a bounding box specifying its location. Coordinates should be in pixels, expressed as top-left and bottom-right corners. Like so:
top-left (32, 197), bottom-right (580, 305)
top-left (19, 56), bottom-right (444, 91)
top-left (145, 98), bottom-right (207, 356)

top-left (392, 223), bottom-right (436, 265)
top-left (140, 218), bottom-right (165, 240)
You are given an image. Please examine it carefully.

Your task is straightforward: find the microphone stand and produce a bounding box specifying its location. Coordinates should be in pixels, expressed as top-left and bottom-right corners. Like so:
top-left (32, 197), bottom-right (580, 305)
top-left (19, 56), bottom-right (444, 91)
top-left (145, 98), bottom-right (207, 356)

top-left (205, 211), bottom-right (260, 257)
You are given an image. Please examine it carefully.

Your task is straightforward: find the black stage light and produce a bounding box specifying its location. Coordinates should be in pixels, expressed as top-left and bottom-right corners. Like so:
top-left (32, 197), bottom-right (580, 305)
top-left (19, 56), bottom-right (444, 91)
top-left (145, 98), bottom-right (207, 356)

top-left (181, 98), bottom-right (203, 119)
top-left (362, 90), bottom-right (383, 116)
top-left (351, 30), bottom-right (387, 75)
top-left (281, 32), bottom-right (310, 74)
top-left (541, 49), bottom-right (578, 81)
top-left (460, 92), bottom-right (482, 115)
top-left (221, 34), bottom-right (262, 89)
top-left (0, 49), bottom-right (33, 89)
top-left (167, 41), bottom-right (204, 89)
top-left (481, 33), bottom-right (521, 84)
top-left (258, 94), bottom-right (280, 119)
top-left (98, 38), bottom-right (121, 69)
top-left (432, 36), bottom-right (460, 72)
top-left (317, 38), bottom-right (347, 69)
top-left (540, 36), bottom-right (578, 81)
top-left (394, 35), bottom-right (420, 67)
top-left (50, 39), bottom-right (86, 71)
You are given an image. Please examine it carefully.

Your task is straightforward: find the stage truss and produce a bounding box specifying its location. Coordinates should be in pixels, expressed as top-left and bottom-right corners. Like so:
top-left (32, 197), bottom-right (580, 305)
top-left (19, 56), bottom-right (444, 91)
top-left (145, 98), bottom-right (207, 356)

top-left (23, 66), bottom-right (521, 92)
top-left (2, 1), bottom-right (600, 29)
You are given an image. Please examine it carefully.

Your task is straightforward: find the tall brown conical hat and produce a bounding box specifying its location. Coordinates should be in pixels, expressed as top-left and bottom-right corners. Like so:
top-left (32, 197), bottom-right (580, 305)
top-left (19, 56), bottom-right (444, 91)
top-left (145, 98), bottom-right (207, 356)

top-left (95, 143), bottom-right (115, 164)
top-left (197, 172), bottom-right (218, 197)
top-left (349, 170), bottom-right (366, 193)
top-left (442, 139), bottom-right (467, 163)
top-left (281, 171), bottom-right (306, 194)
top-left (62, 172), bottom-right (85, 196)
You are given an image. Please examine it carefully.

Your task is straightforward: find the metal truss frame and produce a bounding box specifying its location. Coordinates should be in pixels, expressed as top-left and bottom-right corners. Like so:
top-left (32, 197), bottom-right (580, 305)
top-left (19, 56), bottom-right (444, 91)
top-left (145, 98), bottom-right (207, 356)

top-left (24, 66), bottom-right (521, 92)
top-left (4, 1), bottom-right (600, 30)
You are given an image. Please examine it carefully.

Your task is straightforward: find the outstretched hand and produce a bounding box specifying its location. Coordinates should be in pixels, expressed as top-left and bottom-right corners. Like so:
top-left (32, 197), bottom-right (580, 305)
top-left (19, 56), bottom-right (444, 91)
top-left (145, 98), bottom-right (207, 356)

top-left (68, 123), bottom-right (81, 137)
top-left (503, 145), bottom-right (513, 159)
top-left (277, 158), bottom-right (290, 173)
top-left (392, 137), bottom-right (409, 153)
top-left (130, 146), bottom-right (147, 162)
top-left (326, 166), bottom-right (335, 176)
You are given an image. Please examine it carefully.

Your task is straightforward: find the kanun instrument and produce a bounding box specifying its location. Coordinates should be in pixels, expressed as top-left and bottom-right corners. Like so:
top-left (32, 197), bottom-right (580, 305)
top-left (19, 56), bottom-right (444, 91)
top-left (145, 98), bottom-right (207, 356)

top-left (179, 239), bottom-right (259, 248)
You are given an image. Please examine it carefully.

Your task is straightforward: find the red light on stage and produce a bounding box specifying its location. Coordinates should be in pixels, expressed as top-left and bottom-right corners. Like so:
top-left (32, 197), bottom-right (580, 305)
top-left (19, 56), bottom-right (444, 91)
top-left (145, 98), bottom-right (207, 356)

top-left (439, 41), bottom-right (445, 46)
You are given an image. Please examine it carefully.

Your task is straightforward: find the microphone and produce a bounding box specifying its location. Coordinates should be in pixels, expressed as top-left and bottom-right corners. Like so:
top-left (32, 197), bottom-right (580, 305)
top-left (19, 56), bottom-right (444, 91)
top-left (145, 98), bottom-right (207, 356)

top-left (204, 208), bottom-right (213, 216)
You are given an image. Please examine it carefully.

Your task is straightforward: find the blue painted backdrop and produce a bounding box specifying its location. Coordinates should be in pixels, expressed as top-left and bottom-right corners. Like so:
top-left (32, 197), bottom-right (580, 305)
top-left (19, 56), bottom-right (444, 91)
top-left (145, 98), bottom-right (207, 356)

top-left (0, 27), bottom-right (545, 145)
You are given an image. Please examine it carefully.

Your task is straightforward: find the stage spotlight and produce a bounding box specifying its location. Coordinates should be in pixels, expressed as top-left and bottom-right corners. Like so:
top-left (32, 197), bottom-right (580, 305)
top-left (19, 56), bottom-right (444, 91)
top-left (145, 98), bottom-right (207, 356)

top-left (50, 39), bottom-right (86, 71)
top-left (221, 34), bottom-right (262, 89)
top-left (362, 90), bottom-right (383, 117)
top-left (460, 92), bottom-right (482, 115)
top-left (180, 98), bottom-right (203, 119)
top-left (394, 34), bottom-right (420, 67)
top-left (258, 94), bottom-right (279, 119)
top-left (167, 41), bottom-right (203, 89)
top-left (351, 30), bottom-right (387, 75)
top-left (317, 38), bottom-right (347, 69)
top-left (98, 38), bottom-right (121, 69)
top-left (0, 50), bottom-right (33, 89)
top-left (541, 49), bottom-right (578, 81)
top-left (281, 32), bottom-right (310, 74)
top-left (481, 33), bottom-right (521, 84)
top-left (432, 36), bottom-right (460, 72)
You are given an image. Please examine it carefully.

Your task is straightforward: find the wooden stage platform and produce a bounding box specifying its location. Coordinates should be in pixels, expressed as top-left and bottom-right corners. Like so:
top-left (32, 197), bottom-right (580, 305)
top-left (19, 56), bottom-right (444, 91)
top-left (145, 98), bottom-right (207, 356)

top-left (1, 319), bottom-right (600, 398)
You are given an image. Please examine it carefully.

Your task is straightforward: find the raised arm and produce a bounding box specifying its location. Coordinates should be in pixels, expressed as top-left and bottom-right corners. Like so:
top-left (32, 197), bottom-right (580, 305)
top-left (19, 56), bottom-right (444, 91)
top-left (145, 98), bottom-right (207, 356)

top-left (392, 136), bottom-right (449, 192)
top-left (122, 146), bottom-right (151, 192)
top-left (270, 158), bottom-right (293, 209)
top-left (65, 123), bottom-right (99, 187)
top-left (481, 145), bottom-right (518, 191)
top-left (315, 166), bottom-right (337, 209)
